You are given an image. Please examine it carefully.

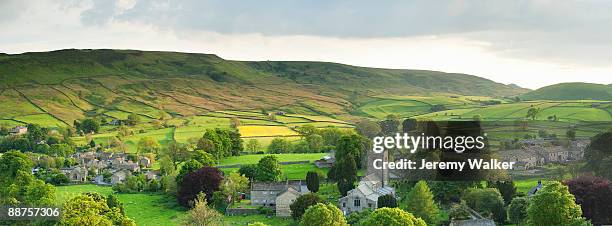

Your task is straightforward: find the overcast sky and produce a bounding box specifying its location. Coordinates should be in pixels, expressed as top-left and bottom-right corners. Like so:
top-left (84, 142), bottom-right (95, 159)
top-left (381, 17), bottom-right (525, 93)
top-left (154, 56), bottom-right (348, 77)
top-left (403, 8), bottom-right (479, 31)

top-left (1, 0), bottom-right (612, 89)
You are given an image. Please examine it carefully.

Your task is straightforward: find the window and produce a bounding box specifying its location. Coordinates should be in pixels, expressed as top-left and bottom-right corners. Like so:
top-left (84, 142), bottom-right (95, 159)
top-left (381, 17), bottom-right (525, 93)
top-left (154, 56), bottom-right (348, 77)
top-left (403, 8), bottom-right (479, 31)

top-left (342, 202), bottom-right (346, 207)
top-left (354, 199), bottom-right (361, 207)
top-left (368, 203), bottom-right (372, 208)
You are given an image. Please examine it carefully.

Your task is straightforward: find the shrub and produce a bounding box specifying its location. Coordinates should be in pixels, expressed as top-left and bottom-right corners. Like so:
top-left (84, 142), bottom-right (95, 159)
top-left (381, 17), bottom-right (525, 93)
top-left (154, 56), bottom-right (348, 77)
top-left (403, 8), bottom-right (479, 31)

top-left (507, 196), bottom-right (529, 225)
top-left (290, 193), bottom-right (323, 219)
top-left (362, 207), bottom-right (426, 226)
top-left (564, 175), bottom-right (612, 225)
top-left (527, 181), bottom-right (587, 226)
top-left (461, 188), bottom-right (506, 223)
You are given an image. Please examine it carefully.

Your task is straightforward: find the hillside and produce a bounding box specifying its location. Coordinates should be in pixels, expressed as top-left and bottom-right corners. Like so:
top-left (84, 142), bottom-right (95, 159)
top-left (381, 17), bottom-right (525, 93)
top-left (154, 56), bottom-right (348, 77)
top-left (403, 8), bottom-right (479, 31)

top-left (520, 83), bottom-right (612, 101)
top-left (0, 49), bottom-right (528, 126)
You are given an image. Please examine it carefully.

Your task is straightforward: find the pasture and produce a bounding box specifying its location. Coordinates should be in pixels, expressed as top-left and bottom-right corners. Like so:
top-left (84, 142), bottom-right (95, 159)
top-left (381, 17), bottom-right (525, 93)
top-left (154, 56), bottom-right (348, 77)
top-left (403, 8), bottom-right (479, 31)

top-left (55, 184), bottom-right (187, 226)
top-left (220, 153), bottom-right (327, 166)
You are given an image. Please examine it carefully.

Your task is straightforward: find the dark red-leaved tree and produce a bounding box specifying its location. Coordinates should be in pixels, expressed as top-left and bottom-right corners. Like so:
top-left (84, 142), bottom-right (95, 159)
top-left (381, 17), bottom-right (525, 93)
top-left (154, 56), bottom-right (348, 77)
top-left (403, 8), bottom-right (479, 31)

top-left (564, 175), bottom-right (612, 225)
top-left (177, 167), bottom-right (223, 207)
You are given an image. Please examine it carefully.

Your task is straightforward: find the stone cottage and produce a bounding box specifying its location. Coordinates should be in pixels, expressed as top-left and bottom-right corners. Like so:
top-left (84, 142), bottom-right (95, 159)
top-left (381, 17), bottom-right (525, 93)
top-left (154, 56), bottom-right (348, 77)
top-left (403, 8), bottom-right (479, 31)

top-left (275, 187), bottom-right (301, 217)
top-left (338, 173), bottom-right (395, 215)
top-left (111, 170), bottom-right (130, 185)
top-left (250, 181), bottom-right (309, 216)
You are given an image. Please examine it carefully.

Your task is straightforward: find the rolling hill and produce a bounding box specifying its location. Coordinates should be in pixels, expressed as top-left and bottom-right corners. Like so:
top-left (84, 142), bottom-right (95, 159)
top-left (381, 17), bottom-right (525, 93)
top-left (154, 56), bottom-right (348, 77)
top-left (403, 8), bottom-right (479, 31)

top-left (520, 82), bottom-right (612, 101)
top-left (0, 49), bottom-right (528, 126)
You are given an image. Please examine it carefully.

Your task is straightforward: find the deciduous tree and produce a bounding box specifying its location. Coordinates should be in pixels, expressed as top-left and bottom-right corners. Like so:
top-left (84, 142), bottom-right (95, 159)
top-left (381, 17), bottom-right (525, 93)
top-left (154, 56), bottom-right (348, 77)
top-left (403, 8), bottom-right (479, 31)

top-left (362, 207), bottom-right (426, 226)
top-left (527, 181), bottom-right (586, 226)
top-left (298, 203), bottom-right (348, 226)
top-left (178, 167), bottom-right (223, 207)
top-left (290, 193), bottom-right (323, 219)
top-left (405, 180), bottom-right (438, 224)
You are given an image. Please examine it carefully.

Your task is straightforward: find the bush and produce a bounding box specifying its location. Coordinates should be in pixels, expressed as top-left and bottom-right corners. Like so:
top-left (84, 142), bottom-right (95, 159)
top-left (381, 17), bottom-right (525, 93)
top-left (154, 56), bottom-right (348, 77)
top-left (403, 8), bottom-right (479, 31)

top-left (362, 207), bottom-right (426, 226)
top-left (290, 193), bottom-right (323, 219)
top-left (461, 188), bottom-right (506, 223)
top-left (299, 203), bottom-right (347, 226)
top-left (507, 196), bottom-right (529, 225)
top-left (377, 194), bottom-right (397, 208)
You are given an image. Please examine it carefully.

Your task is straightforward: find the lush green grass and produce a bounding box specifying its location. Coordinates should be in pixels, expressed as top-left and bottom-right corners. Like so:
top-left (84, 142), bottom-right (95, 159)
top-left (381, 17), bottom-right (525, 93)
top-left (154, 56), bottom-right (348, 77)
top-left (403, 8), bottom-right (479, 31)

top-left (220, 153), bottom-right (327, 166)
top-left (242, 136), bottom-right (302, 151)
top-left (13, 114), bottom-right (66, 127)
top-left (55, 184), bottom-right (186, 226)
top-left (0, 90), bottom-right (43, 118)
top-left (515, 178), bottom-right (546, 194)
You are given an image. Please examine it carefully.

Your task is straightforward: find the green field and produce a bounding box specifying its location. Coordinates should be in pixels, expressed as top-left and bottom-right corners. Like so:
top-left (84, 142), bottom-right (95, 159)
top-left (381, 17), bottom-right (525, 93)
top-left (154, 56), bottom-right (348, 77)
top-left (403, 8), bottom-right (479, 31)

top-left (55, 184), bottom-right (186, 226)
top-left (13, 114), bottom-right (67, 127)
top-left (220, 153), bottom-right (327, 166)
top-left (358, 99), bottom-right (431, 119)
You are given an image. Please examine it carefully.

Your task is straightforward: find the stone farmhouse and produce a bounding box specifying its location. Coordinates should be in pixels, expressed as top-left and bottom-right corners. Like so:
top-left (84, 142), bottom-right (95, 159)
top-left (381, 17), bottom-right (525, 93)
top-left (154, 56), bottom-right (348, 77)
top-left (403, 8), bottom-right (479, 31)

top-left (250, 180), bottom-right (309, 217)
top-left (338, 173), bottom-right (395, 215)
top-left (60, 166), bottom-right (89, 182)
top-left (10, 126), bottom-right (28, 135)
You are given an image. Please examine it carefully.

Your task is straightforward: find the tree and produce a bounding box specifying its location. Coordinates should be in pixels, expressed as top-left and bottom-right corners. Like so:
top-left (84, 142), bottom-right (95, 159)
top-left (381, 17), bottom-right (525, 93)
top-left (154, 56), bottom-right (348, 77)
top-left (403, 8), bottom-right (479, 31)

top-left (487, 180), bottom-right (517, 205)
top-left (183, 193), bottom-right (224, 226)
top-left (61, 193), bottom-right (135, 226)
top-left (527, 181), bottom-right (587, 226)
top-left (566, 129), bottom-right (577, 141)
top-left (508, 196), bottom-right (529, 225)
top-left (192, 150), bottom-right (216, 167)
top-left (298, 203), bottom-right (348, 226)
top-left (107, 194), bottom-right (125, 214)
top-left (377, 194), bottom-right (398, 208)
top-left (161, 141), bottom-right (190, 170)
top-left (255, 155), bottom-right (282, 181)
top-left (405, 180), bottom-right (439, 224)
top-left (221, 172), bottom-right (249, 202)
top-left (462, 188), bottom-right (506, 223)
top-left (79, 119), bottom-right (100, 134)
top-left (238, 164), bottom-right (258, 180)
top-left (306, 171), bottom-right (320, 193)
top-left (246, 139), bottom-right (261, 153)
top-left (268, 138), bottom-right (291, 154)
top-left (290, 193), bottom-right (323, 219)
top-left (176, 160), bottom-right (203, 185)
top-left (230, 117), bottom-right (241, 128)
top-left (126, 113), bottom-right (141, 126)
top-left (378, 116), bottom-right (400, 136)
top-left (0, 150), bottom-right (55, 206)
top-left (355, 119), bottom-right (381, 139)
top-left (306, 134), bottom-right (324, 152)
top-left (89, 139), bottom-right (96, 148)
top-left (27, 124), bottom-right (48, 142)
top-left (137, 137), bottom-right (160, 155)
top-left (526, 107), bottom-right (539, 120)
top-left (336, 154), bottom-right (357, 196)
top-left (197, 138), bottom-right (216, 155)
top-left (564, 175), bottom-right (612, 225)
top-left (296, 125), bottom-right (317, 137)
top-left (178, 167), bottom-right (223, 207)
top-left (347, 209), bottom-right (372, 226)
top-left (585, 131), bottom-right (612, 179)
top-left (362, 207), bottom-right (426, 226)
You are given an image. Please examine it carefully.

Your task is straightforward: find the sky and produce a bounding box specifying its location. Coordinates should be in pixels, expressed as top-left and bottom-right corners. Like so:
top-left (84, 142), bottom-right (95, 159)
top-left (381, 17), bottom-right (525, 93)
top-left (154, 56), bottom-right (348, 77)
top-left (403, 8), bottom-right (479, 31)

top-left (1, 0), bottom-right (612, 89)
